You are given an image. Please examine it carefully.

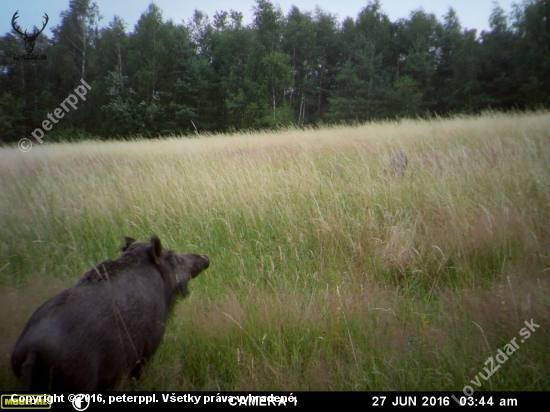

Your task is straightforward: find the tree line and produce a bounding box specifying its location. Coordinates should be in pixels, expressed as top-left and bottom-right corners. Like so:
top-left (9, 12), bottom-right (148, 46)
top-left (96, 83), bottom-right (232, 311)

top-left (1, 0), bottom-right (549, 143)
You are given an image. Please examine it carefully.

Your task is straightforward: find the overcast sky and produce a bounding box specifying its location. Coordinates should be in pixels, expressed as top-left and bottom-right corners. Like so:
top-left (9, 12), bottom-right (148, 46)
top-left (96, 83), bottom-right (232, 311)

top-left (1, 0), bottom-right (518, 38)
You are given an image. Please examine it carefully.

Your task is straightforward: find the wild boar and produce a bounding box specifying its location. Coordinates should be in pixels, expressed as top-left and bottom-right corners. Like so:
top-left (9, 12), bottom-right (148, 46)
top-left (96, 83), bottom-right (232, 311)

top-left (385, 150), bottom-right (409, 176)
top-left (11, 235), bottom-right (209, 391)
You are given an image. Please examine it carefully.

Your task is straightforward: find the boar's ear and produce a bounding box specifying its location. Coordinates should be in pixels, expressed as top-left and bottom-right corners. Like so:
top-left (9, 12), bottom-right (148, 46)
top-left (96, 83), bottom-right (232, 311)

top-left (122, 236), bottom-right (136, 251)
top-left (148, 236), bottom-right (163, 266)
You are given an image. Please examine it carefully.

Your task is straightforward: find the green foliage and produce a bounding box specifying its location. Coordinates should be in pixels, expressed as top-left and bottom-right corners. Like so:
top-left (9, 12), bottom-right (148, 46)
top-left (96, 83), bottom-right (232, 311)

top-left (511, 0), bottom-right (550, 108)
top-left (0, 92), bottom-right (25, 143)
top-left (102, 71), bottom-right (142, 134)
top-left (1, 0), bottom-right (550, 140)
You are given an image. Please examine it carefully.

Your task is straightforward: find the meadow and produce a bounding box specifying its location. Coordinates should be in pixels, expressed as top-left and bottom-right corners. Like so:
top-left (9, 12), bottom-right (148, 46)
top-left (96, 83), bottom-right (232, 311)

top-left (0, 111), bottom-right (549, 391)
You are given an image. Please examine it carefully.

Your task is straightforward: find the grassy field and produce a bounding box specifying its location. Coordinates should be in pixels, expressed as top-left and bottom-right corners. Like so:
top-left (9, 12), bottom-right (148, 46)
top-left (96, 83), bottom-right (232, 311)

top-left (1, 111), bottom-right (549, 391)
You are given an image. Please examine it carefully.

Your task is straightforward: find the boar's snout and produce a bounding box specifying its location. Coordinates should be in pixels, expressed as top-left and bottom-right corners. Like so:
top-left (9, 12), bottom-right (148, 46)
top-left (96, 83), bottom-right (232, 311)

top-left (191, 254), bottom-right (209, 278)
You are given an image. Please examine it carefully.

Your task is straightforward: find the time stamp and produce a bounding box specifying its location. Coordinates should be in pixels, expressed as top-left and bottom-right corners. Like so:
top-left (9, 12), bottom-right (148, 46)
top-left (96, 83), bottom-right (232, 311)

top-left (372, 395), bottom-right (518, 407)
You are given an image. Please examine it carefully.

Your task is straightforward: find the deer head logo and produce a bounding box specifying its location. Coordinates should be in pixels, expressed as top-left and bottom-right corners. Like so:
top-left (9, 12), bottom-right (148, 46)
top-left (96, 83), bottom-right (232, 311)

top-left (11, 11), bottom-right (49, 54)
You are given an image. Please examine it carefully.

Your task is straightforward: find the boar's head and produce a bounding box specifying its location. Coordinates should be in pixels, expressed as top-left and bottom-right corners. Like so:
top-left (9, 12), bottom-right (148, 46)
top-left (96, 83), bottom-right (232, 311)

top-left (122, 235), bottom-right (210, 300)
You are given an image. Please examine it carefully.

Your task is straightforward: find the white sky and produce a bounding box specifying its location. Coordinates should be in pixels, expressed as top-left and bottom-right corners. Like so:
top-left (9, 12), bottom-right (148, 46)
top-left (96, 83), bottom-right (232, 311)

top-left (1, 0), bottom-right (518, 37)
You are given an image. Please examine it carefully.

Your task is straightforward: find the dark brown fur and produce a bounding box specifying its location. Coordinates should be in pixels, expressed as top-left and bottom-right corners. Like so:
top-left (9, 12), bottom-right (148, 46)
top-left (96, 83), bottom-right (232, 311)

top-left (11, 236), bottom-right (209, 391)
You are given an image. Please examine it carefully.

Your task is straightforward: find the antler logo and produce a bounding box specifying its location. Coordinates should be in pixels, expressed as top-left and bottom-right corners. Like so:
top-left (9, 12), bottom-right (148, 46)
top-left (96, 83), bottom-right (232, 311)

top-left (11, 11), bottom-right (49, 54)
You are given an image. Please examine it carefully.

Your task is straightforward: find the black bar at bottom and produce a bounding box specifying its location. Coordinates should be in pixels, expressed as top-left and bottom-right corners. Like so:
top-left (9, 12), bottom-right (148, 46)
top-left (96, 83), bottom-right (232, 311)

top-left (0, 391), bottom-right (543, 409)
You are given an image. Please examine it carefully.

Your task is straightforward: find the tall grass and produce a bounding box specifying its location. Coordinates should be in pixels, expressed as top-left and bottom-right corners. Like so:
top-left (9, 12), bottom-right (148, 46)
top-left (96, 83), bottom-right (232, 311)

top-left (1, 111), bottom-right (549, 390)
